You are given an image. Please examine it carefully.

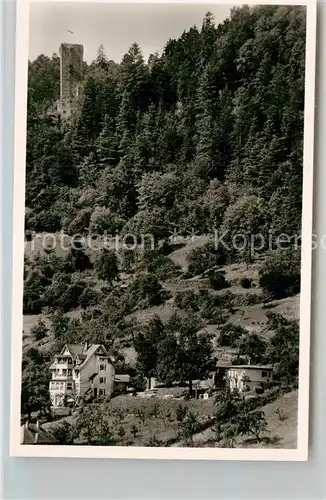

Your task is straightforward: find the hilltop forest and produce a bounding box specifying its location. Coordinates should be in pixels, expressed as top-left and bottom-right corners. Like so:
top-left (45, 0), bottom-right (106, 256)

top-left (22, 5), bottom-right (304, 431)
top-left (26, 5), bottom-right (305, 238)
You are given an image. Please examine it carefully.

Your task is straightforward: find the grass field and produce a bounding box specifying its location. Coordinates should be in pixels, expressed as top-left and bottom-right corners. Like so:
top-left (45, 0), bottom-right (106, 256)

top-left (43, 394), bottom-right (216, 446)
top-left (190, 390), bottom-right (298, 449)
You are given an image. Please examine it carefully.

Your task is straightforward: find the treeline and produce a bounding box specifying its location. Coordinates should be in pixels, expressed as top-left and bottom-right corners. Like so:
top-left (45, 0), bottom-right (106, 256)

top-left (26, 5), bottom-right (305, 242)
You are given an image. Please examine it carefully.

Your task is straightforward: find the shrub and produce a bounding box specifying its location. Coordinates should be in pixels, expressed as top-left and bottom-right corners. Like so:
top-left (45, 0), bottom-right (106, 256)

top-left (23, 270), bottom-right (49, 314)
top-left (128, 273), bottom-right (164, 308)
top-left (90, 206), bottom-right (125, 234)
top-left (207, 270), bottom-right (229, 291)
top-left (94, 249), bottom-right (119, 284)
top-left (174, 290), bottom-right (200, 312)
top-left (214, 290), bottom-right (237, 314)
top-left (240, 277), bottom-right (252, 289)
top-left (259, 249), bottom-right (300, 299)
top-left (233, 293), bottom-right (262, 307)
top-left (78, 287), bottom-right (100, 309)
top-left (63, 248), bottom-right (93, 273)
top-left (36, 250), bottom-right (65, 279)
top-left (51, 421), bottom-right (76, 444)
top-left (268, 313), bottom-right (299, 386)
top-left (119, 248), bottom-right (137, 273)
top-left (237, 333), bottom-right (267, 364)
top-left (61, 280), bottom-right (88, 312)
top-left (187, 242), bottom-right (226, 277)
top-left (31, 319), bottom-right (48, 341)
top-left (65, 207), bottom-right (92, 235)
top-left (218, 323), bottom-right (247, 347)
top-left (43, 272), bottom-right (71, 310)
top-left (139, 250), bottom-right (180, 281)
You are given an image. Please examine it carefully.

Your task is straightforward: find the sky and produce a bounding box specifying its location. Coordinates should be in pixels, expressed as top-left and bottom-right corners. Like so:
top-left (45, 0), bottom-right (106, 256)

top-left (29, 2), bottom-right (232, 64)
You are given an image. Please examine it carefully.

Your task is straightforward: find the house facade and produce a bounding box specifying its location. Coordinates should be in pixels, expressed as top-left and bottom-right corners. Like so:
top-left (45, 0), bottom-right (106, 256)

top-left (49, 343), bottom-right (115, 408)
top-left (226, 365), bottom-right (273, 393)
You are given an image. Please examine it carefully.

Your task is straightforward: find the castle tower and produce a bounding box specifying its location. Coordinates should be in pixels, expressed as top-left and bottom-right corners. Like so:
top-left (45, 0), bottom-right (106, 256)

top-left (57, 43), bottom-right (84, 119)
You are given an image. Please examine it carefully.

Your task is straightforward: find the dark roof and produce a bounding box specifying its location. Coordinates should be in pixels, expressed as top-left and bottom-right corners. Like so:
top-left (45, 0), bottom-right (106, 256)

top-left (53, 344), bottom-right (114, 369)
top-left (79, 344), bottom-right (112, 369)
top-left (226, 365), bottom-right (273, 370)
top-left (66, 344), bottom-right (86, 357)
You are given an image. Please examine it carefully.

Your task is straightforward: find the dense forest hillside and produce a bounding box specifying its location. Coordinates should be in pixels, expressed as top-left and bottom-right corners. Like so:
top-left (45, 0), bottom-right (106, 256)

top-left (22, 6), bottom-right (303, 447)
top-left (26, 6), bottom-right (305, 237)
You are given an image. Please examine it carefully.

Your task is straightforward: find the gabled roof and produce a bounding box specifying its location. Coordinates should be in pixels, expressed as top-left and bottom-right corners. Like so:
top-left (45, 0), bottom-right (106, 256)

top-left (52, 344), bottom-right (114, 370)
top-left (78, 344), bottom-right (113, 369)
top-left (65, 344), bottom-right (86, 357)
top-left (226, 365), bottom-right (273, 371)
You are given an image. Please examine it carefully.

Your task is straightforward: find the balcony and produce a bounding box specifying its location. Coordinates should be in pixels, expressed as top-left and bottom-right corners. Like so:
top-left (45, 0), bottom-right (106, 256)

top-left (51, 370), bottom-right (73, 380)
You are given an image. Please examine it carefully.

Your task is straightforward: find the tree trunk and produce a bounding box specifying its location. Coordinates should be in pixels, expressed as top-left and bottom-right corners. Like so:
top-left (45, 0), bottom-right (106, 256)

top-left (189, 379), bottom-right (193, 397)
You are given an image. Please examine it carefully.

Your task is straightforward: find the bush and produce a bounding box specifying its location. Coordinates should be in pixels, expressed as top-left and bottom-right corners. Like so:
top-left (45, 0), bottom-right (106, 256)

top-left (94, 249), bottom-right (119, 284)
top-left (240, 277), bottom-right (252, 289)
top-left (31, 319), bottom-right (48, 341)
top-left (63, 248), bottom-right (93, 273)
top-left (237, 333), bottom-right (267, 364)
top-left (119, 249), bottom-right (137, 273)
top-left (268, 312), bottom-right (299, 386)
top-left (128, 273), bottom-right (164, 308)
top-left (218, 323), bottom-right (247, 347)
top-left (23, 270), bottom-right (49, 314)
top-left (174, 290), bottom-right (200, 312)
top-left (139, 250), bottom-right (181, 281)
top-left (51, 421), bottom-right (76, 444)
top-left (64, 207), bottom-right (92, 235)
top-left (174, 289), bottom-right (228, 324)
top-left (78, 287), bottom-right (100, 309)
top-left (43, 272), bottom-right (70, 310)
top-left (187, 242), bottom-right (226, 277)
top-left (259, 250), bottom-right (300, 299)
top-left (207, 270), bottom-right (229, 291)
top-left (61, 280), bottom-right (88, 312)
top-left (90, 206), bottom-right (125, 234)
top-left (233, 293), bottom-right (262, 307)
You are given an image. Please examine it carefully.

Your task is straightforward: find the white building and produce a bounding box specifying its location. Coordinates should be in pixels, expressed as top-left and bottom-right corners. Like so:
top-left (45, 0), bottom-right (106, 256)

top-left (49, 343), bottom-right (115, 408)
top-left (226, 365), bottom-right (274, 393)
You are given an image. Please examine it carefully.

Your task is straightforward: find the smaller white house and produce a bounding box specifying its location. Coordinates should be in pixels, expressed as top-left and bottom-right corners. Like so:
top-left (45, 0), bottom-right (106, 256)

top-left (226, 365), bottom-right (273, 393)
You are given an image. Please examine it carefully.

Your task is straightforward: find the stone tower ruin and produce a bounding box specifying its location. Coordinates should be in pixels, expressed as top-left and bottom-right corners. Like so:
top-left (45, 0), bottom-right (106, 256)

top-left (57, 43), bottom-right (84, 119)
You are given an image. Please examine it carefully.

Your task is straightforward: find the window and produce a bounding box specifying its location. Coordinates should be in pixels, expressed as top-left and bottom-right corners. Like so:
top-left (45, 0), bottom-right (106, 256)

top-left (62, 369), bottom-right (67, 376)
top-left (99, 389), bottom-right (106, 396)
top-left (99, 364), bottom-right (106, 371)
top-left (67, 383), bottom-right (72, 389)
top-left (100, 377), bottom-right (106, 384)
top-left (68, 369), bottom-right (72, 376)
top-left (262, 371), bottom-right (268, 377)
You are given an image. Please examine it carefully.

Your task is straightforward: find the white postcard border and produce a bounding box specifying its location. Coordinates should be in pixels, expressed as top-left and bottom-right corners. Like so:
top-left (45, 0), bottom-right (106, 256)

top-left (10, 0), bottom-right (317, 460)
